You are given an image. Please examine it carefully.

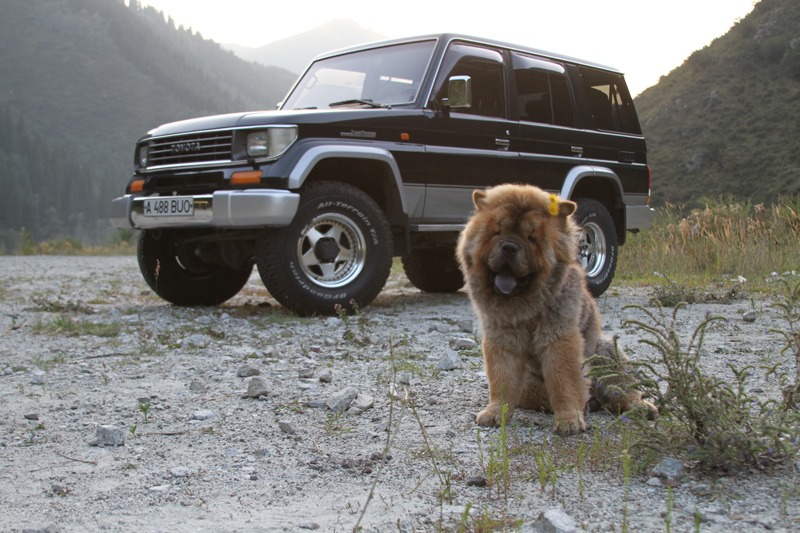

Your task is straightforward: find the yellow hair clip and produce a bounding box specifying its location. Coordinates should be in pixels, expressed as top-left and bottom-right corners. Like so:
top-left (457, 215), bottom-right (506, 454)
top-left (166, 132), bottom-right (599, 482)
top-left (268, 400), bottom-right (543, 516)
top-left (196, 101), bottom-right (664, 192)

top-left (549, 193), bottom-right (560, 217)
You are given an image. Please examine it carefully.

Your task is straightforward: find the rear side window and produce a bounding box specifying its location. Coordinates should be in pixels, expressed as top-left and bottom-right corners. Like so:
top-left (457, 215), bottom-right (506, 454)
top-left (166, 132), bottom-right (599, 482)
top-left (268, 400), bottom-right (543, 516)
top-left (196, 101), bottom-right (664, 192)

top-left (579, 67), bottom-right (641, 134)
top-left (512, 53), bottom-right (574, 127)
top-left (432, 43), bottom-right (506, 118)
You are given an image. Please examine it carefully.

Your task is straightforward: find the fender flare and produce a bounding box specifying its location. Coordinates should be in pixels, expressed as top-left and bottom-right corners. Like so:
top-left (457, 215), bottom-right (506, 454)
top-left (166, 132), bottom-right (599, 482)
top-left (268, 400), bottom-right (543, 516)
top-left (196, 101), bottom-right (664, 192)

top-left (287, 144), bottom-right (409, 216)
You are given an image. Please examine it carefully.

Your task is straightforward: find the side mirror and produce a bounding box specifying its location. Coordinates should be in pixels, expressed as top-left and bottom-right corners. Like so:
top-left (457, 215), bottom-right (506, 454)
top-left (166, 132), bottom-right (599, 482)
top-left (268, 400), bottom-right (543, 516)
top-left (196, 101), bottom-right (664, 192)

top-left (444, 75), bottom-right (472, 109)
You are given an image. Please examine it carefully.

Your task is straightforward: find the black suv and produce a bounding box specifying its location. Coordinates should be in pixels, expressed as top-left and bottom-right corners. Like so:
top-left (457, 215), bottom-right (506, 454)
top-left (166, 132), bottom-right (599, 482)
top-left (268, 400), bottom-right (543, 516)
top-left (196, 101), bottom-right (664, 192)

top-left (111, 34), bottom-right (653, 316)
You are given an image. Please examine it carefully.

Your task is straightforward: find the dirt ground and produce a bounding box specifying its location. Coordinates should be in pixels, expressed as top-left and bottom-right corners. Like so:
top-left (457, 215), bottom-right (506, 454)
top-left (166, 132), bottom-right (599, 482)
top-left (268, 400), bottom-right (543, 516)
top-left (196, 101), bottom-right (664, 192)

top-left (0, 256), bottom-right (798, 532)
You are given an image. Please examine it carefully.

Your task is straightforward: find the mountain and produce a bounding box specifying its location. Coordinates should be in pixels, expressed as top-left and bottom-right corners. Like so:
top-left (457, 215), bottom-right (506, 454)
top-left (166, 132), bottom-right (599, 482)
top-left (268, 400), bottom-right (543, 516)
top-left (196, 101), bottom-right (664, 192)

top-left (635, 0), bottom-right (800, 206)
top-left (0, 0), bottom-right (297, 249)
top-left (224, 19), bottom-right (386, 75)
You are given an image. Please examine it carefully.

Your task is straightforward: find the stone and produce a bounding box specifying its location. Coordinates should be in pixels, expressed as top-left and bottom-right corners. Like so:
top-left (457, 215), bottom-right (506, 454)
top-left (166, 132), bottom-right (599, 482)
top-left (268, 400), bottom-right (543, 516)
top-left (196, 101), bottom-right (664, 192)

top-left (742, 310), bottom-right (757, 323)
top-left (652, 457), bottom-right (684, 486)
top-left (351, 393), bottom-right (375, 412)
top-left (191, 409), bottom-right (217, 421)
top-left (437, 349), bottom-right (462, 371)
top-left (170, 466), bottom-right (191, 478)
top-left (318, 368), bottom-right (333, 383)
top-left (237, 365), bottom-right (260, 378)
top-left (92, 424), bottom-right (126, 447)
top-left (450, 338), bottom-right (478, 350)
top-left (189, 379), bottom-right (208, 392)
top-left (243, 377), bottom-right (270, 398)
top-left (530, 509), bottom-right (578, 533)
top-left (327, 386), bottom-right (359, 412)
top-left (279, 421), bottom-right (296, 434)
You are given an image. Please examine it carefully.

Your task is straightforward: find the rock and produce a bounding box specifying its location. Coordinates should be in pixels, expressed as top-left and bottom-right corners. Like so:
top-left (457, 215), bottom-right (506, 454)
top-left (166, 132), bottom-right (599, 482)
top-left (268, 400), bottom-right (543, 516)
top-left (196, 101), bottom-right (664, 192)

top-left (298, 368), bottom-right (315, 379)
top-left (189, 379), bottom-right (208, 392)
top-left (243, 377), bottom-right (270, 399)
top-left (351, 393), bottom-right (375, 412)
top-left (298, 523), bottom-right (320, 530)
top-left (279, 421), bottom-right (296, 434)
top-left (450, 337), bottom-right (478, 350)
top-left (466, 476), bottom-right (487, 487)
top-left (318, 368), bottom-right (333, 383)
top-left (92, 424), bottom-right (125, 447)
top-left (191, 409), bottom-right (217, 421)
top-left (327, 386), bottom-right (359, 412)
top-left (237, 365), bottom-right (261, 378)
top-left (529, 509), bottom-right (578, 533)
top-left (24, 413), bottom-right (40, 421)
top-left (29, 370), bottom-right (46, 385)
top-left (742, 310), bottom-right (757, 323)
top-left (652, 457), bottom-right (684, 486)
top-left (170, 466), bottom-right (191, 478)
top-left (646, 477), bottom-right (663, 487)
top-left (437, 349), bottom-right (462, 371)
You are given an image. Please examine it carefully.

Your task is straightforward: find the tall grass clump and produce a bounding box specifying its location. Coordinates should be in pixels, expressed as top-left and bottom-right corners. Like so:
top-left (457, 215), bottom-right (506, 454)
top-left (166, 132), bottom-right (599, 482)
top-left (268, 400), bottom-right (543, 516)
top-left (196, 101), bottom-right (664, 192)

top-left (619, 196), bottom-right (800, 282)
top-left (613, 280), bottom-right (800, 470)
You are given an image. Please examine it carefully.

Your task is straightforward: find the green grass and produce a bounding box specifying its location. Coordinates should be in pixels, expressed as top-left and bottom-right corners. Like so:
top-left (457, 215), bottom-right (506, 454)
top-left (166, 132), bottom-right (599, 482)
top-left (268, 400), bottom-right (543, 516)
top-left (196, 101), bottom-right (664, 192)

top-left (619, 197), bottom-right (800, 290)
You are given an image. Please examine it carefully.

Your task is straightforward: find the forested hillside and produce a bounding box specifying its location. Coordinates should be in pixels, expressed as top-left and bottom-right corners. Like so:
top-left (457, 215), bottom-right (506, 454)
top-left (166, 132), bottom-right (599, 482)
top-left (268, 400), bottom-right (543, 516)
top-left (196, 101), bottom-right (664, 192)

top-left (0, 0), bottom-right (296, 250)
top-left (635, 0), bottom-right (800, 205)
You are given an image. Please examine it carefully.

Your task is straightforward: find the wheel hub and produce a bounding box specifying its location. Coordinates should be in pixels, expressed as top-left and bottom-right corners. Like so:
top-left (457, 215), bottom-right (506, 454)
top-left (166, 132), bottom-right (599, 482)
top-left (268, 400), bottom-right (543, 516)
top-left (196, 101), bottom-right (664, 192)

top-left (314, 238), bottom-right (341, 263)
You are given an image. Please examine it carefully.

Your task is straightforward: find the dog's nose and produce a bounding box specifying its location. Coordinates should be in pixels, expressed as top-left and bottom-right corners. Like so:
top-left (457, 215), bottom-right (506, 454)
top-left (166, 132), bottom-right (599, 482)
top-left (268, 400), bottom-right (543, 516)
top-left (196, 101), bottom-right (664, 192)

top-left (501, 241), bottom-right (519, 256)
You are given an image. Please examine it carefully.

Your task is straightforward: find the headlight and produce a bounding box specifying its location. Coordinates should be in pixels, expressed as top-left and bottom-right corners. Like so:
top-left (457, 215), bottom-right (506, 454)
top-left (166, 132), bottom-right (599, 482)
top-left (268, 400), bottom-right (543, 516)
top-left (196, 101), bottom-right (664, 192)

top-left (246, 126), bottom-right (298, 158)
top-left (138, 145), bottom-right (149, 168)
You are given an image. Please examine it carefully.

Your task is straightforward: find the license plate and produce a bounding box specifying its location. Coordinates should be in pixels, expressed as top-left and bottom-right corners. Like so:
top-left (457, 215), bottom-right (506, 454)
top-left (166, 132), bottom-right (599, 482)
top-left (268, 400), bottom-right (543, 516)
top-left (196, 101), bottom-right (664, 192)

top-left (143, 197), bottom-right (194, 217)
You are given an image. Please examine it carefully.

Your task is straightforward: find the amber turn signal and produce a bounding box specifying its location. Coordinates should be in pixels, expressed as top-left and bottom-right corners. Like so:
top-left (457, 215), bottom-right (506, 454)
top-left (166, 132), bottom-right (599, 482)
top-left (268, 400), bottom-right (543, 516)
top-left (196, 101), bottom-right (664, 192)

top-left (231, 171), bottom-right (263, 185)
top-left (130, 179), bottom-right (145, 193)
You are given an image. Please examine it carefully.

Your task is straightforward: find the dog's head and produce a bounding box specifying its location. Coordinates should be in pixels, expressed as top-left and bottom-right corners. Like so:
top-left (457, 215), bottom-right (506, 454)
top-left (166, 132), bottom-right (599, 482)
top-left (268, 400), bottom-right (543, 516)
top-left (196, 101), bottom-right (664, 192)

top-left (457, 184), bottom-right (578, 297)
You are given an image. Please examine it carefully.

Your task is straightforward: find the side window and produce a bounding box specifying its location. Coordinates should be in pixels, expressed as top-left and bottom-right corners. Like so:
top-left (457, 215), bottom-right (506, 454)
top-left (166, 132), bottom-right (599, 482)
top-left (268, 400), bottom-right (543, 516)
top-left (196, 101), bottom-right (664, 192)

top-left (433, 43), bottom-right (506, 118)
top-left (512, 53), bottom-right (575, 127)
top-left (579, 68), bottom-right (641, 134)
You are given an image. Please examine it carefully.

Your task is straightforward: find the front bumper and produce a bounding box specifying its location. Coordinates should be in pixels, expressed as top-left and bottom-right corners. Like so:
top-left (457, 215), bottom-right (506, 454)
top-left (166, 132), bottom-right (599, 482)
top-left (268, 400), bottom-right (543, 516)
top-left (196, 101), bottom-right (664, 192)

top-left (110, 189), bottom-right (300, 229)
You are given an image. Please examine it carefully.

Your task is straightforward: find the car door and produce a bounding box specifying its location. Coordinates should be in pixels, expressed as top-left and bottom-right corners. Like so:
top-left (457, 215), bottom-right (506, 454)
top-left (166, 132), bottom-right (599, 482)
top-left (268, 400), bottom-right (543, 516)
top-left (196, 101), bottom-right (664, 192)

top-left (422, 42), bottom-right (518, 222)
top-left (512, 52), bottom-right (583, 191)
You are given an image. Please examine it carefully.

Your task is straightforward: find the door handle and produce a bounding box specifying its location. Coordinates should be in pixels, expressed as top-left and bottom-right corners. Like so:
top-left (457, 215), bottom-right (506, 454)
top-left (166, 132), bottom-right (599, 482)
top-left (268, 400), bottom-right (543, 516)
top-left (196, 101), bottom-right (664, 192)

top-left (571, 146), bottom-right (584, 157)
top-left (495, 138), bottom-right (510, 151)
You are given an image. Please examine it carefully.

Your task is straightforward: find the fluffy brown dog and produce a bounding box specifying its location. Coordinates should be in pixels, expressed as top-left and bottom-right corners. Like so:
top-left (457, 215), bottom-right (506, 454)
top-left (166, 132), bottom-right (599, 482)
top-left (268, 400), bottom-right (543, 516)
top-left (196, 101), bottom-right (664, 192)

top-left (456, 184), bottom-right (655, 434)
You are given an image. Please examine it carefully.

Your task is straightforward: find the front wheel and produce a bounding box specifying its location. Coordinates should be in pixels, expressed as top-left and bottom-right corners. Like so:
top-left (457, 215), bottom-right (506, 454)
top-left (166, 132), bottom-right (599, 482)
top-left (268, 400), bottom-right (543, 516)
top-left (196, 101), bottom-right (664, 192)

top-left (137, 229), bottom-right (254, 306)
top-left (256, 181), bottom-right (393, 316)
top-left (573, 198), bottom-right (618, 297)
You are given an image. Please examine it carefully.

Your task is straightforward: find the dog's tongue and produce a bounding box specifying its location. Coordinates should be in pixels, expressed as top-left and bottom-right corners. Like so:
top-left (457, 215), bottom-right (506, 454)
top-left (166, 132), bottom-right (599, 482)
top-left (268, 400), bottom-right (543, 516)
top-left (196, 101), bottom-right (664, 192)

top-left (494, 272), bottom-right (518, 295)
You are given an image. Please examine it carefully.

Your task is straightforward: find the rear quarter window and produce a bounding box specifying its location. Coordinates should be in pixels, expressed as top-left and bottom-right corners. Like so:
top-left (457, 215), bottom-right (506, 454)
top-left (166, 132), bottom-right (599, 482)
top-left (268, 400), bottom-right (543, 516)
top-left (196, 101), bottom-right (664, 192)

top-left (579, 67), bottom-right (641, 135)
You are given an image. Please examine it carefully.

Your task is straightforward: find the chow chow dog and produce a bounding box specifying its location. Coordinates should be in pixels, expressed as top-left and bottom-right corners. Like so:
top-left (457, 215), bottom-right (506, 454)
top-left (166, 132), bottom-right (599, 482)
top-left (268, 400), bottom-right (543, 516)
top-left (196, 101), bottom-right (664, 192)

top-left (456, 184), bottom-right (655, 434)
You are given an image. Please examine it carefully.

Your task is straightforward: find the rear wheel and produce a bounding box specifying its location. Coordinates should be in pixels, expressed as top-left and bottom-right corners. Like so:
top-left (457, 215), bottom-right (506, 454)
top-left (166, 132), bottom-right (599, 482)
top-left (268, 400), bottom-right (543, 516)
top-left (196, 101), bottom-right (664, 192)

top-left (137, 229), bottom-right (254, 306)
top-left (573, 198), bottom-right (617, 297)
top-left (256, 181), bottom-right (393, 316)
top-left (402, 247), bottom-right (464, 293)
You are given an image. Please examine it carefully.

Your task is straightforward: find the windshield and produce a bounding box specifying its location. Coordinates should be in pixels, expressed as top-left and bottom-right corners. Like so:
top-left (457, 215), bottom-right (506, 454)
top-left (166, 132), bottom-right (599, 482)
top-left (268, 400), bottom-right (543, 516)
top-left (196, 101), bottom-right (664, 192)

top-left (282, 40), bottom-right (436, 110)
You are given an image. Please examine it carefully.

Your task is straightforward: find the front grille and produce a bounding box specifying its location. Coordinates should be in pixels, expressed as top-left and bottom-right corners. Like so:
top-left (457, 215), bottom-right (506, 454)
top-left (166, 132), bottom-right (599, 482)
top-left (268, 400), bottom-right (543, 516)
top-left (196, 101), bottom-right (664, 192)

top-left (147, 131), bottom-right (233, 167)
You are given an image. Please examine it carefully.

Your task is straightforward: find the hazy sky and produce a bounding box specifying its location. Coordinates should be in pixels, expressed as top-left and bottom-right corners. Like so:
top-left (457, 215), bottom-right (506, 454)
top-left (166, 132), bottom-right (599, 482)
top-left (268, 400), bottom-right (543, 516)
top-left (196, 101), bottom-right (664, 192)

top-left (139, 0), bottom-right (757, 95)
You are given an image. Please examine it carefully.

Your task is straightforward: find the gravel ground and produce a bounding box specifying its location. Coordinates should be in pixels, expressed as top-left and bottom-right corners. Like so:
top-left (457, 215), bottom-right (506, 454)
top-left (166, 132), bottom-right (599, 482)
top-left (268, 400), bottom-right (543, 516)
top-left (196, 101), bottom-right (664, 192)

top-left (0, 255), bottom-right (798, 532)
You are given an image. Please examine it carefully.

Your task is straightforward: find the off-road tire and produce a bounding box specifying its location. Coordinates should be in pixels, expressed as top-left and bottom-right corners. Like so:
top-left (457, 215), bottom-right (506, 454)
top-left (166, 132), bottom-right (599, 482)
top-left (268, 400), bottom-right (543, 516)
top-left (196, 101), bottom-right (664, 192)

top-left (256, 181), bottom-right (393, 316)
top-left (574, 198), bottom-right (618, 297)
top-left (402, 247), bottom-right (464, 293)
top-left (137, 229), bottom-right (254, 306)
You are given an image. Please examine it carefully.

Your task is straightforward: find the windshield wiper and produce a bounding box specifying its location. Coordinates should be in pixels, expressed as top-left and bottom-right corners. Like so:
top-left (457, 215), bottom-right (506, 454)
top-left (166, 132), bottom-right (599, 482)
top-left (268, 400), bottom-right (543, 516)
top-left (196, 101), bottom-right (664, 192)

top-left (328, 99), bottom-right (389, 109)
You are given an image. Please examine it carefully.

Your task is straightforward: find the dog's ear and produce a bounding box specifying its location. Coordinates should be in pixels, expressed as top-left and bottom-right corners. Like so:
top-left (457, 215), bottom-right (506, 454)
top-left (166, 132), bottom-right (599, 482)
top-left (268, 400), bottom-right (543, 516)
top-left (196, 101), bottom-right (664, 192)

top-left (558, 199), bottom-right (577, 217)
top-left (472, 189), bottom-right (488, 210)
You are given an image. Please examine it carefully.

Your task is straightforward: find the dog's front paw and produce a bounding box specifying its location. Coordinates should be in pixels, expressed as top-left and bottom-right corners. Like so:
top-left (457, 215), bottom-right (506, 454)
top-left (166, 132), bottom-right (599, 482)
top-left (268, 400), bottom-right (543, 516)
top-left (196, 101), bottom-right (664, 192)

top-left (476, 405), bottom-right (511, 427)
top-left (553, 412), bottom-right (588, 435)
top-left (475, 408), bottom-right (500, 426)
